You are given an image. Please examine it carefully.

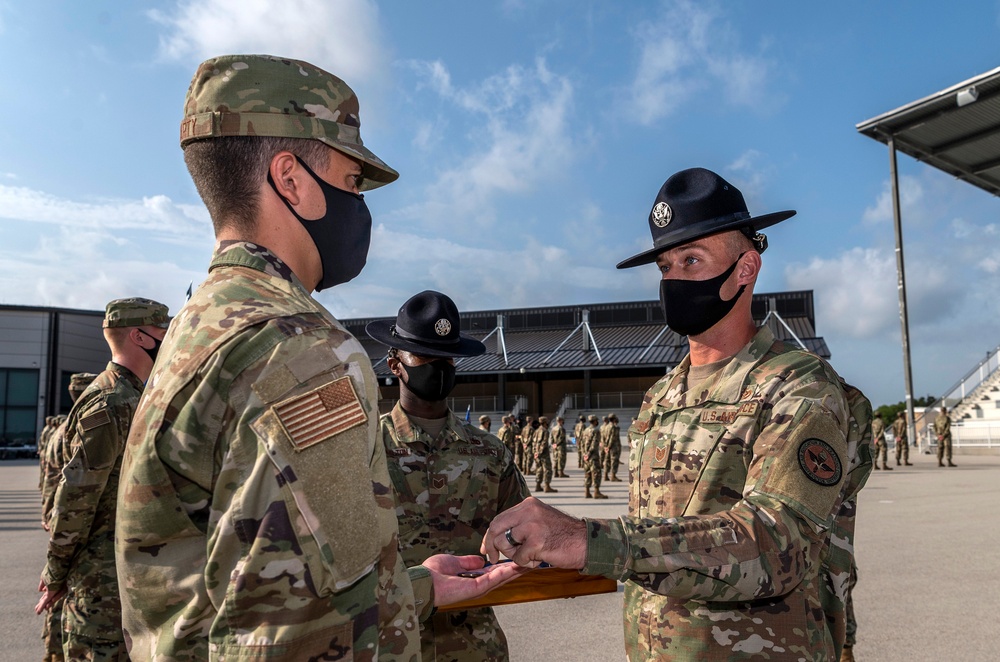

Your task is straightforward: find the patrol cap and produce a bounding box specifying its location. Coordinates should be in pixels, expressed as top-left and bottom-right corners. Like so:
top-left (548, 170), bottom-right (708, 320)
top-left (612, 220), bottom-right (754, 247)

top-left (617, 167), bottom-right (796, 269)
top-left (181, 54), bottom-right (398, 191)
top-left (479, 415), bottom-right (491, 424)
top-left (103, 298), bottom-right (170, 329)
top-left (69, 372), bottom-right (99, 393)
top-left (588, 415), bottom-right (599, 423)
top-left (539, 416), bottom-right (549, 425)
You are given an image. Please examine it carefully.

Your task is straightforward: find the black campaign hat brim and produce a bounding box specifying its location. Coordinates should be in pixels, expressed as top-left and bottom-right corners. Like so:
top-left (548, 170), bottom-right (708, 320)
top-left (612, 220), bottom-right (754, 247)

top-left (366, 319), bottom-right (487, 358)
top-left (616, 209), bottom-right (796, 269)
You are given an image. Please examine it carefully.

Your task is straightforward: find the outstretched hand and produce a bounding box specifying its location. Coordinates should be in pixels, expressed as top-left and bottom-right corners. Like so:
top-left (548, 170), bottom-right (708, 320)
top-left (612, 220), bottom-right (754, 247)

top-left (423, 554), bottom-right (527, 607)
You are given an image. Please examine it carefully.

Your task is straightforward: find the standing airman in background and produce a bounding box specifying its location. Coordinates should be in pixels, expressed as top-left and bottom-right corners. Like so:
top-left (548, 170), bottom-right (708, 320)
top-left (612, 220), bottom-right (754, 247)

top-left (551, 416), bottom-right (568, 477)
top-left (38, 374), bottom-right (97, 662)
top-left (532, 416), bottom-right (557, 493)
top-left (368, 290), bottom-right (530, 662)
top-left (36, 416), bottom-right (57, 490)
top-left (497, 416), bottom-right (516, 456)
top-left (479, 415), bottom-right (492, 433)
top-left (934, 406), bottom-right (955, 468)
top-left (893, 411), bottom-right (911, 466)
top-left (871, 412), bottom-right (891, 471)
top-left (581, 415), bottom-right (607, 499)
top-left (522, 417), bottom-right (536, 475)
top-left (36, 298), bottom-right (170, 661)
top-left (604, 413), bottom-right (622, 481)
top-left (574, 414), bottom-right (586, 468)
top-left (512, 416), bottom-right (525, 472)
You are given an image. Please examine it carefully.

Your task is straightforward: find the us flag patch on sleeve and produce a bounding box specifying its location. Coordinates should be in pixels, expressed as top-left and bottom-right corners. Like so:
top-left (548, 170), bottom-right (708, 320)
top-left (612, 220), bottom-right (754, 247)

top-left (273, 376), bottom-right (368, 450)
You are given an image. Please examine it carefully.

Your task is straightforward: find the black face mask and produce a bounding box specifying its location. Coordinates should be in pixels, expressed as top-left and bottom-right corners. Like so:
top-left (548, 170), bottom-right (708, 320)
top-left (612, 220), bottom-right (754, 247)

top-left (138, 331), bottom-right (162, 364)
top-left (660, 253), bottom-right (747, 337)
top-left (268, 156), bottom-right (372, 292)
top-left (401, 359), bottom-right (457, 402)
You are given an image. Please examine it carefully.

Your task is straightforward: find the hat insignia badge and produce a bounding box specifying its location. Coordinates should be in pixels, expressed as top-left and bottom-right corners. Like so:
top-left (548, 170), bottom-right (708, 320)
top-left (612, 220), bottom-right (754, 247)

top-left (651, 202), bottom-right (672, 228)
top-left (434, 319), bottom-right (452, 336)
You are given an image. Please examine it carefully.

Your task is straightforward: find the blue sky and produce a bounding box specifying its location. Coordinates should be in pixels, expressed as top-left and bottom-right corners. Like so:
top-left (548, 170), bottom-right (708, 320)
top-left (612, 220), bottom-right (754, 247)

top-left (2, 0), bottom-right (1000, 408)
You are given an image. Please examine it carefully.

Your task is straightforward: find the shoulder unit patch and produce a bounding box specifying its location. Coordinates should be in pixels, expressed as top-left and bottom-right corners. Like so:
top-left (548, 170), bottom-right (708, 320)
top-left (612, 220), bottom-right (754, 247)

top-left (79, 410), bottom-right (111, 432)
top-left (797, 438), bottom-right (843, 486)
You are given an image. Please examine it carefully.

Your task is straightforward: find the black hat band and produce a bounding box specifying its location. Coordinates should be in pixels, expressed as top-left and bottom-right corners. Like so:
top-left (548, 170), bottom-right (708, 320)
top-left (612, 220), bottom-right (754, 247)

top-left (390, 323), bottom-right (456, 346)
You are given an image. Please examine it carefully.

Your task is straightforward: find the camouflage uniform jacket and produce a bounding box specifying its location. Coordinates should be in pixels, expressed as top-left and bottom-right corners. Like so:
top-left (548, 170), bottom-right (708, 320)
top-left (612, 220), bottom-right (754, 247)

top-left (43, 362), bottom-right (143, 640)
top-left (891, 417), bottom-right (907, 442)
top-left (496, 423), bottom-right (517, 455)
top-left (380, 403), bottom-right (529, 661)
top-left (573, 421), bottom-right (585, 445)
top-left (551, 423), bottom-right (567, 448)
top-left (531, 425), bottom-right (550, 458)
top-left (116, 242), bottom-right (427, 661)
top-left (580, 425), bottom-right (601, 463)
top-left (933, 414), bottom-right (951, 440)
top-left (41, 416), bottom-right (70, 525)
top-left (871, 417), bottom-right (885, 443)
top-left (581, 326), bottom-right (868, 661)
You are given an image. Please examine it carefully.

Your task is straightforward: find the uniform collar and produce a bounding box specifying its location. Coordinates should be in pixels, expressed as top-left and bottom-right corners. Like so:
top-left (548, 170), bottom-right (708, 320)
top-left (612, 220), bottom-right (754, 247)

top-left (210, 241), bottom-right (306, 290)
top-left (390, 401), bottom-right (480, 448)
top-left (656, 325), bottom-right (776, 409)
top-left (108, 361), bottom-right (145, 392)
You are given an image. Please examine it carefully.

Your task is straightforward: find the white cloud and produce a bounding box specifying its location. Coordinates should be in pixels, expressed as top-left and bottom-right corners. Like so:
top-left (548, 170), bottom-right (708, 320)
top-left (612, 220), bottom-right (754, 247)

top-left (394, 58), bottom-right (577, 230)
top-left (627, 0), bottom-right (778, 125)
top-left (319, 222), bottom-right (646, 317)
top-left (0, 184), bottom-right (210, 243)
top-left (862, 174), bottom-right (924, 225)
top-left (0, 184), bottom-right (212, 310)
top-left (149, 0), bottom-right (388, 85)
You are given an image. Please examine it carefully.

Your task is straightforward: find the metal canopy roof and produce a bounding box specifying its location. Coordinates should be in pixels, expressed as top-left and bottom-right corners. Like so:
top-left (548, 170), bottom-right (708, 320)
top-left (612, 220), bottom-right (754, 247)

top-left (857, 66), bottom-right (1000, 197)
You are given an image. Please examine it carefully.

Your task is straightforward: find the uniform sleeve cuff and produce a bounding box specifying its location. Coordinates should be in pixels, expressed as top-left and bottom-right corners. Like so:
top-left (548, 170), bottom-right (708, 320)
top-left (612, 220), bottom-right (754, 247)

top-left (581, 517), bottom-right (632, 580)
top-left (408, 565), bottom-right (436, 622)
top-left (41, 567), bottom-right (65, 593)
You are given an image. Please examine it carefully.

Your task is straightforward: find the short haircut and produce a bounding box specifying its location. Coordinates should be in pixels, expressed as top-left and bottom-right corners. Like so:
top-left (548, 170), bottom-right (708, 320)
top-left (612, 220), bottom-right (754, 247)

top-left (183, 136), bottom-right (333, 236)
top-left (723, 230), bottom-right (755, 258)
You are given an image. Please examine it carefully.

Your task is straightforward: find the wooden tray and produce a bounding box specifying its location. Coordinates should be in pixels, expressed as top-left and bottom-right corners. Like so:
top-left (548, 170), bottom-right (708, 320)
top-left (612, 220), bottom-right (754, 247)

top-left (439, 566), bottom-right (618, 612)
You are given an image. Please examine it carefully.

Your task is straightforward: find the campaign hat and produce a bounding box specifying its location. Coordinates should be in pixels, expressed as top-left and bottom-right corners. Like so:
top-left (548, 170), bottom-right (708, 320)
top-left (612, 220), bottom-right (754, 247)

top-left (367, 290), bottom-right (485, 358)
top-left (617, 167), bottom-right (795, 269)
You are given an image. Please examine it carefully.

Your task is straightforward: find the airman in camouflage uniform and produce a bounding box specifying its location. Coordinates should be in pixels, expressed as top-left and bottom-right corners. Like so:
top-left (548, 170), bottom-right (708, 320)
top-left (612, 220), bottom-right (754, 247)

top-left (522, 417), bottom-right (536, 474)
top-left (482, 168), bottom-right (873, 661)
top-left (38, 374), bottom-right (97, 662)
top-left (871, 412), bottom-right (891, 470)
top-left (892, 410), bottom-right (911, 466)
top-left (581, 415), bottom-right (607, 499)
top-left (368, 290), bottom-right (530, 661)
top-left (511, 417), bottom-right (525, 471)
top-left (934, 406), bottom-right (955, 467)
top-left (478, 414), bottom-right (491, 433)
top-left (609, 413), bottom-right (622, 480)
top-left (36, 298), bottom-right (169, 662)
top-left (115, 55), bottom-right (515, 662)
top-left (532, 416), bottom-right (557, 493)
top-left (37, 416), bottom-right (57, 488)
top-left (574, 414), bottom-right (586, 467)
top-left (551, 416), bottom-right (568, 477)
top-left (497, 415), bottom-right (518, 457)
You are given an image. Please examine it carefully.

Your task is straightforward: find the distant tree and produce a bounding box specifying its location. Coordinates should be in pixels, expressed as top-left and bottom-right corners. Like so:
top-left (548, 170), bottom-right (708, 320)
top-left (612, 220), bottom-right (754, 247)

top-left (874, 394), bottom-right (937, 422)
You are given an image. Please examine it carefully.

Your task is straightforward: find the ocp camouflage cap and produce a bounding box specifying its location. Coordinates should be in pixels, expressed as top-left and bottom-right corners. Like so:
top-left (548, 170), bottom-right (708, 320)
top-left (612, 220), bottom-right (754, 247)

top-left (103, 298), bottom-right (170, 329)
top-left (69, 372), bottom-right (99, 392)
top-left (180, 54), bottom-right (398, 191)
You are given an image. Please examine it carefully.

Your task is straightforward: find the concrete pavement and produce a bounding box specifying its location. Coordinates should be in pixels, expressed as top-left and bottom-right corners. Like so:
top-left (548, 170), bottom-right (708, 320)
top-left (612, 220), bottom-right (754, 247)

top-left (3, 450), bottom-right (998, 661)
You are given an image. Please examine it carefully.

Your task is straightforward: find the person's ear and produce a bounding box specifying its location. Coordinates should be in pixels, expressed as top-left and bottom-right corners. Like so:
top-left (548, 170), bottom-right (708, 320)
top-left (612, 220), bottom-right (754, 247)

top-left (387, 356), bottom-right (405, 378)
top-left (269, 151), bottom-right (303, 205)
top-left (128, 328), bottom-right (147, 347)
top-left (737, 250), bottom-right (761, 285)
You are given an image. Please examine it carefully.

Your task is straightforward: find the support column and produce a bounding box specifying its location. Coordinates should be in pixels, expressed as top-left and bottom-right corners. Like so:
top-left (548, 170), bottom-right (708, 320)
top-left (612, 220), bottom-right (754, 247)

top-left (888, 136), bottom-right (918, 447)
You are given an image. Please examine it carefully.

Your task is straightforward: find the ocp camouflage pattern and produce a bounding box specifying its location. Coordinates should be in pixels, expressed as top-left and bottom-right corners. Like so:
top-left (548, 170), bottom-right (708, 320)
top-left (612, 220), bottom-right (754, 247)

top-left (581, 326), bottom-right (872, 660)
top-left (116, 242), bottom-right (425, 661)
top-left (381, 403), bottom-right (527, 661)
top-left (43, 361), bottom-right (144, 644)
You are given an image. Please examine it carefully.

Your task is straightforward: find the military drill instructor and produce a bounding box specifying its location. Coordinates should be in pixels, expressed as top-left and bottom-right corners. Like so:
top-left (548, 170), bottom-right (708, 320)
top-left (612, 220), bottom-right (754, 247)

top-left (482, 167), bottom-right (872, 660)
top-left (368, 290), bottom-right (529, 662)
top-left (114, 54), bottom-right (520, 662)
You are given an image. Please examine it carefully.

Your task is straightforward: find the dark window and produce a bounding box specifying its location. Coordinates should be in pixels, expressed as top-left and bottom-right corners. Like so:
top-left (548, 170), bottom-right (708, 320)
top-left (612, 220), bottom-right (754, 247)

top-left (0, 369), bottom-right (40, 445)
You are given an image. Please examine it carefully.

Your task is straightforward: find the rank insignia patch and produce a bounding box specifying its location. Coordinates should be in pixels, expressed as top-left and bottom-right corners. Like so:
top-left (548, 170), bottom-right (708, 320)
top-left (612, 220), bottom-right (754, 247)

top-left (798, 439), bottom-right (842, 486)
top-left (274, 376), bottom-right (367, 451)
